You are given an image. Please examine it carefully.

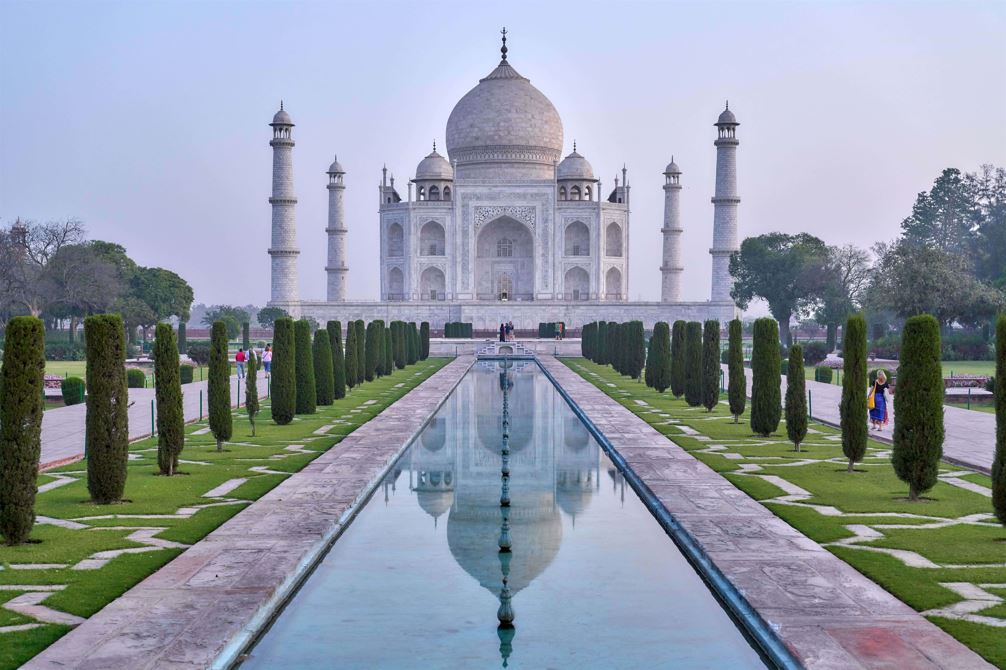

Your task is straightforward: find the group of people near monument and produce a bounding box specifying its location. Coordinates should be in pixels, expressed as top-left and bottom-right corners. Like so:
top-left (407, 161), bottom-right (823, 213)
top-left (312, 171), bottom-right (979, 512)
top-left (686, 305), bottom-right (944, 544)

top-left (498, 321), bottom-right (515, 342)
top-left (234, 344), bottom-right (273, 379)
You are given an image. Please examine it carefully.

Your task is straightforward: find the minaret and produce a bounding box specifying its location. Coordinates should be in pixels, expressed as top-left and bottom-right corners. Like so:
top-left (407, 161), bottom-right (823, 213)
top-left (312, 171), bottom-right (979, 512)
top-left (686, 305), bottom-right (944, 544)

top-left (268, 102), bottom-right (299, 306)
top-left (710, 102), bottom-right (740, 303)
top-left (660, 158), bottom-right (683, 302)
top-left (325, 156), bottom-right (348, 301)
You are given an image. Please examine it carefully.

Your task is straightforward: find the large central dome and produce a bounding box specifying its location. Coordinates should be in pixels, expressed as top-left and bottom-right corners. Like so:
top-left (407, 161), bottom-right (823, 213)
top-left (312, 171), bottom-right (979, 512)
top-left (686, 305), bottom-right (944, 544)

top-left (445, 59), bottom-right (563, 179)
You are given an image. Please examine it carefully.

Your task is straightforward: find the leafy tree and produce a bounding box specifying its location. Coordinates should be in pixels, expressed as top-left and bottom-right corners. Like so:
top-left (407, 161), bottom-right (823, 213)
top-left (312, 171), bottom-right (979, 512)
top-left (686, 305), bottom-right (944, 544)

top-left (84, 314), bottom-right (129, 503)
top-left (257, 306), bottom-right (289, 329)
top-left (893, 315), bottom-right (944, 501)
top-left (727, 319), bottom-right (746, 423)
top-left (354, 320), bottom-right (366, 385)
top-left (729, 232), bottom-right (831, 346)
top-left (345, 320), bottom-right (359, 388)
top-left (327, 321), bottom-right (346, 400)
top-left (365, 321), bottom-right (382, 381)
top-left (208, 321), bottom-right (232, 452)
top-left (750, 318), bottom-right (781, 437)
top-left (900, 167), bottom-right (978, 257)
top-left (670, 320), bottom-right (686, 398)
top-left (785, 345), bottom-right (808, 452)
top-left (702, 320), bottom-right (720, 411)
top-left (242, 322), bottom-right (250, 351)
top-left (684, 322), bottom-right (702, 407)
top-left (0, 316), bottom-right (44, 544)
top-left (650, 321), bottom-right (671, 393)
top-left (295, 319), bottom-right (317, 414)
top-left (154, 323), bottom-right (184, 475)
top-left (993, 314), bottom-right (1005, 525)
top-left (420, 321), bottom-right (430, 360)
top-left (202, 305), bottom-right (249, 341)
top-left (972, 165), bottom-right (1006, 287)
top-left (313, 329), bottom-right (334, 406)
top-left (187, 343), bottom-right (211, 366)
top-left (130, 266), bottom-right (193, 324)
top-left (0, 218), bottom-right (85, 317)
top-left (270, 318), bottom-right (296, 424)
top-left (815, 244), bottom-right (872, 350)
top-left (38, 244), bottom-right (120, 335)
top-left (246, 350), bottom-right (259, 436)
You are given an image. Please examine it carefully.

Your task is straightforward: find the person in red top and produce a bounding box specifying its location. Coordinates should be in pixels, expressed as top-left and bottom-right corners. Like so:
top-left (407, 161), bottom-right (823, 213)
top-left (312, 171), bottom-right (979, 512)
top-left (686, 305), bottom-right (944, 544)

top-left (236, 348), bottom-right (246, 379)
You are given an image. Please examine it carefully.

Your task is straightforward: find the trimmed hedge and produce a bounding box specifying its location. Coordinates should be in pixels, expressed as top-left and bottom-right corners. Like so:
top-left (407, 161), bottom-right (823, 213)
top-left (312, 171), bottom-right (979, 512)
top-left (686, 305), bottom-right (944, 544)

top-left (208, 321), bottom-right (233, 451)
top-left (344, 321), bottom-right (359, 389)
top-left (670, 320), bottom-right (686, 399)
top-left (702, 320), bottom-right (721, 412)
top-left (841, 314), bottom-right (868, 471)
top-left (271, 318), bottom-right (296, 424)
top-left (154, 323), bottom-right (184, 475)
top-left (893, 315), bottom-right (943, 501)
top-left (684, 321), bottom-right (703, 407)
top-left (727, 319), bottom-right (746, 422)
top-left (420, 322), bottom-right (430, 360)
top-left (597, 321), bottom-right (608, 366)
top-left (803, 340), bottom-right (829, 366)
top-left (354, 320), bottom-right (366, 386)
top-left (750, 318), bottom-right (781, 437)
top-left (393, 321), bottom-right (406, 370)
top-left (444, 322), bottom-right (473, 338)
top-left (384, 328), bottom-right (393, 378)
top-left (295, 319), bottom-right (317, 414)
top-left (814, 366), bottom-right (833, 383)
top-left (327, 321), bottom-right (346, 400)
top-left (85, 314), bottom-right (129, 504)
top-left (61, 376), bottom-right (85, 405)
top-left (180, 364), bottom-right (195, 384)
top-left (785, 345), bottom-right (808, 451)
top-left (313, 328), bottom-right (334, 406)
top-left (994, 314), bottom-right (1005, 526)
top-left (365, 321), bottom-right (382, 382)
top-left (126, 368), bottom-right (146, 388)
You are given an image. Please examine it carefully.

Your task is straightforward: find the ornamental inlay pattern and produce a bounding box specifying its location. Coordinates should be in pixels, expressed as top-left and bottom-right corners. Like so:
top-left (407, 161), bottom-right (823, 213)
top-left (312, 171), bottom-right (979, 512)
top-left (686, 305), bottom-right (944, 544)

top-left (473, 206), bottom-right (536, 231)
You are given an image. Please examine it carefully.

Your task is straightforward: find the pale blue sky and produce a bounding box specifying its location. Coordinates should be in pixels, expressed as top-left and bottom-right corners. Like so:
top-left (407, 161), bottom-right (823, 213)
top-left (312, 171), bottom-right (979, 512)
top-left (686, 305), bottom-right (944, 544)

top-left (2, 0), bottom-right (1004, 306)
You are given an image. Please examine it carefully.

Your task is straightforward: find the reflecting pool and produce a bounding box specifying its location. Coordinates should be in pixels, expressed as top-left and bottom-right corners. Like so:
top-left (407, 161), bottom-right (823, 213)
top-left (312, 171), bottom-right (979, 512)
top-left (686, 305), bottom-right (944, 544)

top-left (241, 361), bottom-right (767, 669)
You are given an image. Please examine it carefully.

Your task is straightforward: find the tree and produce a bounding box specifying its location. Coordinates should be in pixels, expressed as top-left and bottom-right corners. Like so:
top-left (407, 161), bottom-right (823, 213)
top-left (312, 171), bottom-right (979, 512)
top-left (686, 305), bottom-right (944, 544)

top-left (208, 321), bottom-right (232, 452)
top-left (406, 323), bottom-right (419, 365)
top-left (893, 315), bottom-right (944, 501)
top-left (729, 232), bottom-right (831, 346)
top-left (750, 318), bottom-right (781, 437)
top-left (582, 322), bottom-right (594, 361)
top-left (84, 314), bottom-right (129, 503)
top-left (684, 322), bottom-right (703, 407)
top-left (242, 322), bottom-right (251, 351)
top-left (650, 322), bottom-right (672, 393)
top-left (130, 266), bottom-right (193, 326)
top-left (670, 321), bottom-right (686, 398)
top-left (345, 320), bottom-right (359, 388)
top-left (154, 323), bottom-right (184, 475)
top-left (393, 321), bottom-right (406, 369)
top-left (702, 320), bottom-right (720, 411)
top-left (644, 332), bottom-right (655, 388)
top-left (355, 320), bottom-right (366, 385)
top-left (727, 319), bottom-right (746, 423)
top-left (993, 314), bottom-right (1005, 525)
top-left (295, 319), bottom-right (317, 414)
top-left (815, 244), bottom-right (872, 350)
top-left (420, 321), bottom-right (430, 360)
top-left (313, 329), bottom-right (334, 406)
top-left (627, 321), bottom-right (646, 380)
top-left (785, 345), bottom-right (808, 452)
top-left (327, 321), bottom-right (346, 400)
top-left (840, 314), bottom-right (868, 472)
top-left (38, 244), bottom-right (120, 336)
top-left (971, 165), bottom-right (1006, 288)
top-left (0, 316), bottom-right (44, 544)
top-left (178, 322), bottom-right (187, 353)
top-left (257, 306), bottom-right (289, 329)
top-left (202, 305), bottom-right (249, 341)
top-left (246, 350), bottom-right (260, 436)
top-left (900, 167), bottom-right (978, 257)
top-left (383, 328), bottom-right (393, 378)
top-left (365, 321), bottom-right (381, 381)
top-left (0, 218), bottom-right (85, 317)
top-left (271, 318), bottom-right (296, 424)
top-left (596, 321), bottom-right (608, 366)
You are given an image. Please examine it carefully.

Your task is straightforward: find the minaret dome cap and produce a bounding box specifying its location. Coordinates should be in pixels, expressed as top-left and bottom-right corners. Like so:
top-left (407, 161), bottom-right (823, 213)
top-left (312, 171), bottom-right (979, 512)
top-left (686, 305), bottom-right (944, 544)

top-left (270, 103), bottom-right (294, 127)
top-left (327, 155), bottom-right (345, 174)
top-left (664, 157), bottom-right (681, 175)
top-left (715, 102), bottom-right (738, 126)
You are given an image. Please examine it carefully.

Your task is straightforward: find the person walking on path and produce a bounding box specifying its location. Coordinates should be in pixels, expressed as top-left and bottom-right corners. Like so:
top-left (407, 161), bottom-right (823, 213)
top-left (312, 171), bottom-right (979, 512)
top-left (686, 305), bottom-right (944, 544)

top-left (868, 370), bottom-right (890, 431)
top-left (236, 348), bottom-right (246, 380)
top-left (262, 344), bottom-right (272, 376)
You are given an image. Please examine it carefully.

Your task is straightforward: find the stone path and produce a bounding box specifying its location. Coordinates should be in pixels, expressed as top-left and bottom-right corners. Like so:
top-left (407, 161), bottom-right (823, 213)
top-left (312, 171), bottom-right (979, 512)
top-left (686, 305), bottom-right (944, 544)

top-left (22, 356), bottom-right (474, 670)
top-left (545, 356), bottom-right (993, 670)
top-left (39, 372), bottom-right (269, 470)
top-left (726, 364), bottom-right (996, 474)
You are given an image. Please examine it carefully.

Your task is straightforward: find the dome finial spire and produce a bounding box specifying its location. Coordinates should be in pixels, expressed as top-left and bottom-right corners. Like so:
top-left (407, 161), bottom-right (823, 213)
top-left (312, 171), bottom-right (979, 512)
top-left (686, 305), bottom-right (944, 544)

top-left (573, 140), bottom-right (576, 152)
top-left (433, 139), bottom-right (436, 152)
top-left (280, 99), bottom-right (284, 111)
top-left (500, 26), bottom-right (508, 61)
top-left (725, 100), bottom-right (729, 110)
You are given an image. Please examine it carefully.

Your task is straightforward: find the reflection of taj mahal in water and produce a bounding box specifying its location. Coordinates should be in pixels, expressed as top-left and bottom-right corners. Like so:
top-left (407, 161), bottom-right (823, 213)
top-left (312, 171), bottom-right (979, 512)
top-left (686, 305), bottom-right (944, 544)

top-left (266, 32), bottom-right (740, 329)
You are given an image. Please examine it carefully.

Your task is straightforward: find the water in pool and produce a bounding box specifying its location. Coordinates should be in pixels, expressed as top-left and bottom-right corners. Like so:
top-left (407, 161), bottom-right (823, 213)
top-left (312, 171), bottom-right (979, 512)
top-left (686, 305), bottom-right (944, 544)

top-left (241, 360), bottom-right (768, 669)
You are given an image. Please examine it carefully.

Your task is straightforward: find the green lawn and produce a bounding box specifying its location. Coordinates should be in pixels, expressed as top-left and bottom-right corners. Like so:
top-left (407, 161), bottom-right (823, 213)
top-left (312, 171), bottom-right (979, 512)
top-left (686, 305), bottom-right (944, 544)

top-left (0, 357), bottom-right (450, 670)
top-left (565, 359), bottom-right (1005, 669)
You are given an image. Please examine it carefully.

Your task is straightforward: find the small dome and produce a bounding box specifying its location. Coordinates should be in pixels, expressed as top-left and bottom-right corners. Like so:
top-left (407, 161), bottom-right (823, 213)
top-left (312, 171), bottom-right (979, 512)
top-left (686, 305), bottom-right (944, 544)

top-left (716, 105), bottom-right (738, 126)
top-left (327, 155), bottom-right (345, 174)
top-left (557, 149), bottom-right (594, 181)
top-left (415, 148), bottom-right (454, 180)
top-left (271, 106), bottom-right (293, 126)
top-left (664, 157), bottom-right (681, 175)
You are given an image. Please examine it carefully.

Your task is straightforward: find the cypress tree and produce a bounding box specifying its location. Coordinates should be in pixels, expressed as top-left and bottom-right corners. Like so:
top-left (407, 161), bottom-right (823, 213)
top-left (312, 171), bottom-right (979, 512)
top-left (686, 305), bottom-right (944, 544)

top-left (628, 321), bottom-right (646, 380)
top-left (840, 314), bottom-right (868, 472)
top-left (354, 320), bottom-right (366, 385)
top-left (644, 333), bottom-right (655, 388)
top-left (295, 319), bottom-right (317, 414)
top-left (328, 320), bottom-right (346, 400)
top-left (581, 322), bottom-right (593, 361)
top-left (750, 318), bottom-right (781, 436)
top-left (85, 314), bottom-right (129, 503)
top-left (0, 316), bottom-right (45, 544)
top-left (993, 314), bottom-right (1005, 525)
top-left (650, 321), bottom-right (672, 393)
top-left (596, 321), bottom-right (608, 365)
top-left (365, 321), bottom-right (381, 381)
top-left (785, 345), bottom-right (808, 452)
top-left (728, 319), bottom-right (746, 423)
top-left (684, 321), bottom-right (703, 407)
top-left (420, 321), bottom-right (430, 360)
top-left (209, 320), bottom-right (232, 452)
top-left (410, 323), bottom-right (421, 365)
top-left (313, 329), bottom-right (334, 405)
top-left (670, 320), bottom-right (686, 398)
top-left (178, 321), bottom-right (187, 354)
top-left (154, 323), bottom-right (184, 475)
top-left (374, 321), bottom-right (387, 376)
top-left (393, 321), bottom-right (406, 369)
top-left (242, 322), bottom-right (250, 351)
top-left (270, 318), bottom-right (296, 424)
top-left (702, 320), bottom-right (721, 411)
top-left (893, 314), bottom-right (943, 501)
top-left (246, 350), bottom-right (260, 436)
top-left (384, 328), bottom-right (393, 377)
top-left (345, 321), bottom-right (359, 387)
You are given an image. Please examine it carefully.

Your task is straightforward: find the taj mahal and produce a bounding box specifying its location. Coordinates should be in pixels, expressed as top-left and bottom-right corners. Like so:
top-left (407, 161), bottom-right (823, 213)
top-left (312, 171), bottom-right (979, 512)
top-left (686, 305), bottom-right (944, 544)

top-left (267, 33), bottom-right (741, 330)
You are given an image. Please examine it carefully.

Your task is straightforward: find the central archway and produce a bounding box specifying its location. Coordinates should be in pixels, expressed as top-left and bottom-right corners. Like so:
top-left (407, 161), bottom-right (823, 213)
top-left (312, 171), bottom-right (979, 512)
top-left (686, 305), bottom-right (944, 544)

top-left (475, 216), bottom-right (534, 301)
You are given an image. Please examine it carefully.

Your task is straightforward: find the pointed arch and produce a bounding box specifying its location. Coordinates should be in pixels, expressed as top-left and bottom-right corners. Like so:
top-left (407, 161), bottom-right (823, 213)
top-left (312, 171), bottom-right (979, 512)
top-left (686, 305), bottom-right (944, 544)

top-left (605, 222), bottom-right (623, 257)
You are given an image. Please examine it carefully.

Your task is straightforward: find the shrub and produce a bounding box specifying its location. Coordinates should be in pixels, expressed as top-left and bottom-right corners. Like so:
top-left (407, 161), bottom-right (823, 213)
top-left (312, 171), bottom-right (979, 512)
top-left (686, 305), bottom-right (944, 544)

top-left (178, 322), bottom-right (187, 353)
top-left (354, 320), bottom-right (366, 385)
top-left (246, 349), bottom-right (260, 436)
top-left (785, 345), bottom-right (808, 452)
top-left (941, 331), bottom-right (992, 361)
top-left (670, 321), bottom-right (686, 398)
top-left (61, 376), bottom-right (85, 405)
top-left (313, 329), bottom-right (334, 406)
top-left (869, 368), bottom-right (892, 386)
top-left (187, 343), bottom-right (211, 366)
top-left (420, 322), bottom-right (430, 360)
top-left (328, 321), bottom-right (346, 400)
top-left (242, 322), bottom-right (250, 351)
top-left (44, 342), bottom-right (85, 361)
top-left (345, 321), bottom-right (359, 387)
top-left (814, 366), bottom-right (833, 384)
top-left (383, 328), bottom-right (393, 378)
top-left (987, 375), bottom-right (996, 394)
top-left (702, 320), bottom-right (720, 411)
top-left (994, 314), bottom-right (1005, 525)
top-left (893, 314), bottom-right (943, 501)
top-left (295, 319), bottom-right (317, 414)
top-left (841, 314), bottom-right (868, 472)
top-left (803, 341), bottom-right (829, 366)
top-left (750, 318), bottom-right (781, 437)
top-left (0, 316), bottom-right (45, 544)
top-left (85, 314), bottom-right (129, 504)
top-left (208, 321), bottom-right (233, 451)
top-left (684, 321), bottom-right (703, 407)
top-left (869, 335), bottom-right (901, 360)
top-left (365, 321), bottom-right (382, 381)
top-left (126, 368), bottom-right (146, 388)
top-left (728, 319), bottom-right (746, 423)
top-left (154, 323), bottom-right (184, 475)
top-left (271, 318), bottom-right (296, 424)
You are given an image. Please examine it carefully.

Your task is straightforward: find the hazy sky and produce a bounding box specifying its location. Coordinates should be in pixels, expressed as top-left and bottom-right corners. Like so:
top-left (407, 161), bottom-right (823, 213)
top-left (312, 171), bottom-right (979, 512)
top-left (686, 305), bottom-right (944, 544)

top-left (2, 0), bottom-right (1004, 308)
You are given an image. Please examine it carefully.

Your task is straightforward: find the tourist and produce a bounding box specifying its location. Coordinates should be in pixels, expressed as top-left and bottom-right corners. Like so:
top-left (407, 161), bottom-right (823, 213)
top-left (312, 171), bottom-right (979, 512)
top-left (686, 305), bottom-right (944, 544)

top-left (262, 344), bottom-right (272, 376)
top-left (868, 370), bottom-right (890, 431)
top-left (235, 348), bottom-right (246, 380)
top-left (499, 323), bottom-right (506, 342)
top-left (507, 321), bottom-right (515, 341)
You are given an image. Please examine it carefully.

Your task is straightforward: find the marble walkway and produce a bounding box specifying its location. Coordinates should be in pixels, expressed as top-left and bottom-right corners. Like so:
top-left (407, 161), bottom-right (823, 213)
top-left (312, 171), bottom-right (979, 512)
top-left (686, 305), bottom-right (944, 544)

top-left (545, 356), bottom-right (992, 670)
top-left (23, 356), bottom-right (474, 670)
top-left (726, 364), bottom-right (996, 474)
top-left (39, 371), bottom-right (269, 471)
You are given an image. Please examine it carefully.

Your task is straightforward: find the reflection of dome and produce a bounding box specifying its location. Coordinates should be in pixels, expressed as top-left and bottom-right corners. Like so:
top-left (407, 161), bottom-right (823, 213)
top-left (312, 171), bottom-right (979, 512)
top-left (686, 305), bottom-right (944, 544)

top-left (556, 470), bottom-right (594, 519)
top-left (563, 417), bottom-right (590, 451)
top-left (415, 148), bottom-right (453, 180)
top-left (417, 489), bottom-right (454, 519)
top-left (477, 414), bottom-right (532, 453)
top-left (421, 417), bottom-right (446, 452)
top-left (557, 149), bottom-right (594, 181)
